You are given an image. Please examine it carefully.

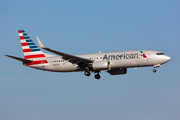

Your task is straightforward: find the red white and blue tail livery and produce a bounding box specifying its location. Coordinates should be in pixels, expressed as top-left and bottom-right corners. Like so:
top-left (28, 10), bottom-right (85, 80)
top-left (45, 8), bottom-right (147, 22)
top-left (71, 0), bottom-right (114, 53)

top-left (18, 30), bottom-right (46, 59)
top-left (5, 30), bottom-right (171, 79)
top-left (18, 30), bottom-right (49, 66)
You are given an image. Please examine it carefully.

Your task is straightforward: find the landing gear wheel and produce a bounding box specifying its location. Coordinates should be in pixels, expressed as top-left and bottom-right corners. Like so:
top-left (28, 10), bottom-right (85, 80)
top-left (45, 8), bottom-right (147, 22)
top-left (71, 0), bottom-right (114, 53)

top-left (84, 71), bottom-right (91, 76)
top-left (95, 74), bottom-right (101, 79)
top-left (153, 69), bottom-right (156, 73)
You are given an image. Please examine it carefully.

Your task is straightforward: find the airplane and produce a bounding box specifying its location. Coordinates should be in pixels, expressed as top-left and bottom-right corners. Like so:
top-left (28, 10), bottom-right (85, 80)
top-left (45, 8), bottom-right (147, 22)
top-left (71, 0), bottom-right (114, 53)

top-left (5, 30), bottom-right (171, 79)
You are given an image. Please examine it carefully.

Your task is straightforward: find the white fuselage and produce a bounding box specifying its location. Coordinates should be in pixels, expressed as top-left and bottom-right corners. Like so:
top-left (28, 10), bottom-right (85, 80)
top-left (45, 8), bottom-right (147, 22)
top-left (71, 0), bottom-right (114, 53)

top-left (26, 50), bottom-right (171, 72)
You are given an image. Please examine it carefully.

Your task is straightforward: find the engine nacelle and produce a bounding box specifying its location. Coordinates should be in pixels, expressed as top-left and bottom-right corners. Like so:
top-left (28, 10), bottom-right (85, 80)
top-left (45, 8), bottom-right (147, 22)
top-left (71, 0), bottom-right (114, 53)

top-left (92, 61), bottom-right (109, 70)
top-left (108, 68), bottom-right (127, 75)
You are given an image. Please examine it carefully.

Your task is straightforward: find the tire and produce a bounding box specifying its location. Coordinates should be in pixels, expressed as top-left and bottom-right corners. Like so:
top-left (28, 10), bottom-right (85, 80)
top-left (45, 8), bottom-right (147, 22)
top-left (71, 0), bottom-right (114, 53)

top-left (95, 74), bottom-right (101, 79)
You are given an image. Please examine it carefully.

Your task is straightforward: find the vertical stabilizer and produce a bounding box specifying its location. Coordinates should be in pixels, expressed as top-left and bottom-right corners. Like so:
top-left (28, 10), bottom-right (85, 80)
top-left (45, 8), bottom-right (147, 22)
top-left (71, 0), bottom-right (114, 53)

top-left (18, 30), bottom-right (49, 66)
top-left (18, 30), bottom-right (46, 60)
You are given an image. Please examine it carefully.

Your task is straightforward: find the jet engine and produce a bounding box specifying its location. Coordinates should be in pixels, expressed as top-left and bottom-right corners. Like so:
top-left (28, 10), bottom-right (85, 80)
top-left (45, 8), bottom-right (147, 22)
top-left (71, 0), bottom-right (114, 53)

top-left (108, 68), bottom-right (127, 75)
top-left (92, 61), bottom-right (109, 70)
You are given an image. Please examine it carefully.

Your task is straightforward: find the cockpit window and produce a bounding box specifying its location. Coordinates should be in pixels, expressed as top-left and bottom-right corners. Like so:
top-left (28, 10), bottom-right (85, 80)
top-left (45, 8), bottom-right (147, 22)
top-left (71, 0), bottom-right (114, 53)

top-left (156, 53), bottom-right (164, 55)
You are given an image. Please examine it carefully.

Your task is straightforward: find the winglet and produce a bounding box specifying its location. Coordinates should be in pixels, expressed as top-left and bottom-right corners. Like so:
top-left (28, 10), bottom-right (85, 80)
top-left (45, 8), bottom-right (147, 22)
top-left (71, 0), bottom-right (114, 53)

top-left (37, 37), bottom-right (45, 48)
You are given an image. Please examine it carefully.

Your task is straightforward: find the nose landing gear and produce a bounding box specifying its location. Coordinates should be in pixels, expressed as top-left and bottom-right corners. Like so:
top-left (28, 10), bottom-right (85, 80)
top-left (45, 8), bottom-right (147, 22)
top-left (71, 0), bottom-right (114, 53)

top-left (152, 64), bottom-right (162, 73)
top-left (153, 69), bottom-right (156, 73)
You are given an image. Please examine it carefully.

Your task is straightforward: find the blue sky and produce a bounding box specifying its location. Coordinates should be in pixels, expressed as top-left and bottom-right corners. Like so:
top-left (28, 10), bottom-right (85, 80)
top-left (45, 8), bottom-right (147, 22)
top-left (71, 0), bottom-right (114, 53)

top-left (1, 0), bottom-right (180, 120)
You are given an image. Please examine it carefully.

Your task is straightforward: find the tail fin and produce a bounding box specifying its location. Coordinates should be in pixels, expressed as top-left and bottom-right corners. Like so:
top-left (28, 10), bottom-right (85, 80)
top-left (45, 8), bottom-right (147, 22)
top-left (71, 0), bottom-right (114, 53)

top-left (18, 30), bottom-right (46, 60)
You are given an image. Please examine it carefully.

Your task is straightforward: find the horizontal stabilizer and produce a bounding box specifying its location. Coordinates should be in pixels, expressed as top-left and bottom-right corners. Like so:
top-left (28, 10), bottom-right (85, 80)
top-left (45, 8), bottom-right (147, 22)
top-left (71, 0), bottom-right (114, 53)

top-left (5, 55), bottom-right (32, 63)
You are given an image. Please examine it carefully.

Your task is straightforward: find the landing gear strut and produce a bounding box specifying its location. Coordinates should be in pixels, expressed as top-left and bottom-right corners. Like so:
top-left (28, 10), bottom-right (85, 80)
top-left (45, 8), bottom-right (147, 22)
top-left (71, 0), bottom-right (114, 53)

top-left (153, 64), bottom-right (162, 73)
top-left (84, 67), bottom-right (91, 76)
top-left (153, 69), bottom-right (156, 73)
top-left (94, 73), bottom-right (101, 79)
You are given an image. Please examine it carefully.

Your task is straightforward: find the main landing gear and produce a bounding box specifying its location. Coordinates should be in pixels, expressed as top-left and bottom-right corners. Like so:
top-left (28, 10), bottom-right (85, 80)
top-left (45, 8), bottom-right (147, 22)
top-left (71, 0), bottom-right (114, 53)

top-left (84, 71), bottom-right (101, 80)
top-left (94, 73), bottom-right (101, 80)
top-left (84, 71), bottom-right (91, 76)
top-left (84, 67), bottom-right (91, 76)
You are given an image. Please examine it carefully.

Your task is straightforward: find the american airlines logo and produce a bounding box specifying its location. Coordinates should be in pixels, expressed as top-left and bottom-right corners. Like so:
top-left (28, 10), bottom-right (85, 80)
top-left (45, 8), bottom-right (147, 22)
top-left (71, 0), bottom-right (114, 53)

top-left (140, 51), bottom-right (147, 58)
top-left (103, 51), bottom-right (147, 60)
top-left (103, 53), bottom-right (139, 60)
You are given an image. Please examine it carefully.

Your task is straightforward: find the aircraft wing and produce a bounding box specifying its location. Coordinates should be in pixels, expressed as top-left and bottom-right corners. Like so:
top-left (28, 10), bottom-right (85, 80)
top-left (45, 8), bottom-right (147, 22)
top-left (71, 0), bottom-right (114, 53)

top-left (37, 37), bottom-right (93, 64)
top-left (5, 55), bottom-right (32, 63)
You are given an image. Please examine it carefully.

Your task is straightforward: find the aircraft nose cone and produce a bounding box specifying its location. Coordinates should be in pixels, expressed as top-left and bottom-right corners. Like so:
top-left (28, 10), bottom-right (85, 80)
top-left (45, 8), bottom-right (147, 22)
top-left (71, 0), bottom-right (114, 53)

top-left (164, 55), bottom-right (171, 62)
